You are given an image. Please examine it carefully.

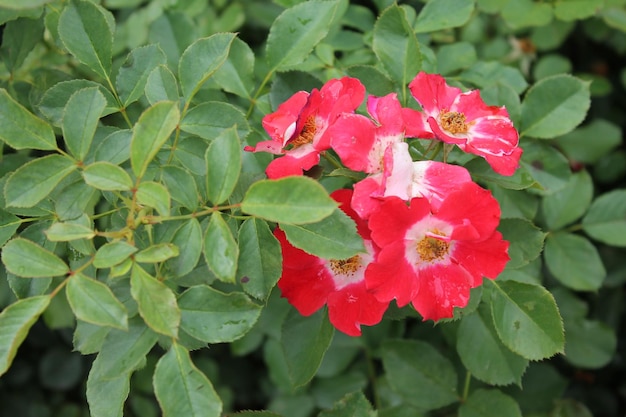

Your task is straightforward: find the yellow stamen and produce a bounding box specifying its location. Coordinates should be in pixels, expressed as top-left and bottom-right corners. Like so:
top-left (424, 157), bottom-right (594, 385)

top-left (289, 116), bottom-right (316, 148)
top-left (416, 230), bottom-right (450, 262)
top-left (329, 255), bottom-right (362, 275)
top-left (440, 111), bottom-right (468, 134)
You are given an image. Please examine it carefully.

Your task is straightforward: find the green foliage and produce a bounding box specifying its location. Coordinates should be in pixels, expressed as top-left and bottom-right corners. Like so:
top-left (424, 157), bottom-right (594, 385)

top-left (0, 0), bottom-right (623, 416)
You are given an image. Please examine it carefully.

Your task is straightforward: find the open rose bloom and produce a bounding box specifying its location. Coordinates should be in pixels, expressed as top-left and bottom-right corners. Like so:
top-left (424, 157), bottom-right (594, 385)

top-left (252, 72), bottom-right (520, 335)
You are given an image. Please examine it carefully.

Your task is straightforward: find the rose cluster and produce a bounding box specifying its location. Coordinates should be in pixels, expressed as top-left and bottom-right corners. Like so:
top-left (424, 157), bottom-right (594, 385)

top-left (246, 72), bottom-right (520, 336)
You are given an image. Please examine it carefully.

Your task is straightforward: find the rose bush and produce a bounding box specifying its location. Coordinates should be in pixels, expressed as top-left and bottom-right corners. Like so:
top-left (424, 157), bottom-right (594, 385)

top-left (0, 1), bottom-right (624, 416)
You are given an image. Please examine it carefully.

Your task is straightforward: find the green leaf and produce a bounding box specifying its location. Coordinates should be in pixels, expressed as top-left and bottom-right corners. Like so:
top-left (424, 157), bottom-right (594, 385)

top-left (0, 16), bottom-right (44, 72)
top-left (346, 65), bottom-right (395, 97)
top-left (136, 181), bottom-right (171, 217)
top-left (58, 0), bottom-right (113, 79)
top-left (498, 218), bottom-right (545, 269)
top-left (116, 44), bottom-right (167, 107)
top-left (554, 0), bottom-right (603, 21)
top-left (73, 320), bottom-right (109, 355)
top-left (281, 308), bottom-right (334, 388)
top-left (62, 87), bottom-right (106, 160)
top-left (178, 285), bottom-right (261, 343)
top-left (465, 158), bottom-right (534, 191)
top-left (0, 296), bottom-right (50, 377)
top-left (544, 233), bottom-right (606, 291)
top-left (134, 243), bottom-right (179, 263)
top-left (488, 280), bottom-right (564, 360)
top-left (436, 42), bottom-right (477, 75)
top-left (161, 166), bottom-right (199, 210)
top-left (5, 154), bottom-right (77, 208)
top-left (520, 75), bottom-right (591, 139)
top-left (66, 273), bottom-right (128, 329)
top-left (460, 61), bottom-right (528, 94)
top-left (45, 221), bottom-right (95, 241)
top-left (165, 219), bottom-right (203, 277)
top-left (372, 4), bottom-right (421, 89)
top-left (237, 218), bottom-right (283, 301)
top-left (180, 102), bottom-right (250, 141)
top-left (281, 208), bottom-right (365, 260)
top-left (266, 0), bottom-right (341, 71)
top-left (38, 80), bottom-right (118, 127)
top-left (0, 209), bottom-right (21, 247)
top-left (86, 358), bottom-right (130, 417)
top-left (145, 64), bottom-right (180, 105)
top-left (582, 189), bottom-right (626, 247)
top-left (457, 306), bottom-right (528, 386)
top-left (2, 238), bottom-right (69, 278)
top-left (501, 0), bottom-right (553, 29)
top-left (203, 212), bottom-right (239, 283)
top-left (154, 342), bottom-right (222, 417)
top-left (459, 389), bottom-right (522, 417)
top-left (0, 89), bottom-right (57, 150)
top-left (541, 170), bottom-right (593, 231)
top-left (554, 119), bottom-right (622, 164)
top-left (93, 241), bottom-right (138, 269)
top-left (241, 177), bottom-right (337, 224)
top-left (206, 127), bottom-right (242, 205)
top-left (520, 141), bottom-right (571, 195)
top-left (414, 0), bottom-right (475, 33)
top-left (382, 339), bottom-right (458, 410)
top-left (130, 101), bottom-right (180, 178)
top-left (563, 319), bottom-right (617, 369)
top-left (94, 316), bottom-right (158, 379)
top-left (130, 264), bottom-right (180, 337)
top-left (0, 0), bottom-right (51, 9)
top-left (83, 161), bottom-right (133, 191)
top-left (318, 392), bottom-right (376, 417)
top-left (213, 38), bottom-right (255, 99)
top-left (178, 33), bottom-right (236, 100)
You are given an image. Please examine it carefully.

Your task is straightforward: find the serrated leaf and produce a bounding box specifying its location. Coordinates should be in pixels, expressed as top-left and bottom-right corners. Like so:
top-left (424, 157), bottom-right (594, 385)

top-left (502, 0), bottom-right (553, 29)
top-left (372, 4), bottom-right (421, 89)
top-left (204, 212), bottom-right (238, 283)
top-left (66, 273), bottom-right (128, 329)
top-left (498, 218), bottom-right (545, 269)
top-left (94, 316), bottom-right (158, 379)
top-left (280, 208), bottom-right (365, 260)
top-left (0, 0), bottom-right (51, 9)
top-left (541, 170), bottom-right (593, 230)
top-left (2, 238), bottom-right (69, 278)
top-left (165, 219), bottom-right (203, 277)
top-left (213, 37), bottom-right (255, 99)
top-left (414, 0), bottom-right (474, 33)
top-left (554, 0), bottom-right (603, 21)
top-left (544, 233), bottom-right (606, 291)
top-left (520, 141), bottom-right (571, 195)
top-left (563, 318), bottom-right (617, 369)
top-left (582, 189), bottom-right (626, 247)
top-left (45, 222), bottom-right (95, 241)
top-left (136, 181), bottom-right (171, 217)
top-left (281, 308), bottom-right (334, 388)
top-left (134, 243), bottom-right (179, 263)
top-left (145, 64), bottom-right (180, 105)
top-left (382, 339), bottom-right (458, 410)
top-left (180, 101), bottom-right (250, 141)
top-left (0, 16), bottom-right (44, 72)
top-left (38, 80), bottom-right (118, 127)
top-left (62, 87), bottom-right (106, 160)
top-left (318, 391), bottom-right (376, 417)
top-left (130, 264), bottom-right (180, 337)
top-left (554, 119), bottom-right (621, 165)
top-left (0, 89), bottom-right (57, 151)
top-left (178, 33), bottom-right (236, 100)
top-left (86, 357), bottom-right (130, 417)
top-left (488, 280), bottom-right (564, 360)
top-left (58, 0), bottom-right (113, 79)
top-left (5, 154), bottom-right (77, 208)
top-left (116, 44), bottom-right (167, 107)
top-left (0, 210), bottom-right (21, 247)
top-left (459, 389), bottom-right (522, 417)
top-left (457, 306), bottom-right (528, 386)
top-left (206, 127), bottom-right (242, 205)
top-left (161, 166), bottom-right (199, 210)
top-left (154, 342), bottom-right (222, 417)
top-left (266, 0), bottom-right (341, 71)
top-left (465, 158), bottom-right (534, 191)
top-left (73, 320), bottom-right (109, 355)
top-left (237, 218), bottom-right (282, 300)
top-left (130, 101), bottom-right (179, 178)
top-left (178, 285), bottom-right (261, 343)
top-left (521, 75), bottom-right (591, 138)
top-left (83, 161), bottom-right (133, 191)
top-left (241, 177), bottom-right (337, 224)
top-left (0, 296), bottom-right (50, 377)
top-left (93, 241), bottom-right (138, 268)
